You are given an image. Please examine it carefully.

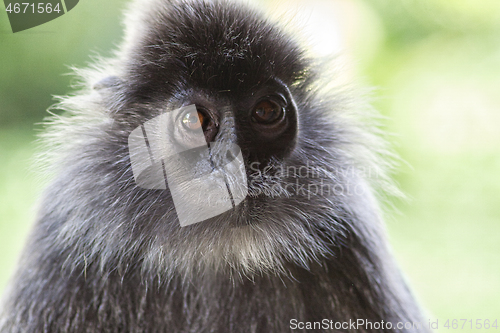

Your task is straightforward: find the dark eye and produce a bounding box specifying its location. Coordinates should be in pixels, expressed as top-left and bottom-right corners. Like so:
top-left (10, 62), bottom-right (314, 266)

top-left (251, 100), bottom-right (285, 125)
top-left (181, 109), bottom-right (204, 131)
top-left (181, 107), bottom-right (219, 143)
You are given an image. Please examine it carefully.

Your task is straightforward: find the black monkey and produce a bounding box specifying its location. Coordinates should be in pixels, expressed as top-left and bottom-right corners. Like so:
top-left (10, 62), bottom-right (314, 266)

top-left (0, 0), bottom-right (429, 332)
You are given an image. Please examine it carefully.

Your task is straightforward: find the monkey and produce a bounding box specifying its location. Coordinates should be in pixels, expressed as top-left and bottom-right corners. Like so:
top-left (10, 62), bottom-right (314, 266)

top-left (0, 0), bottom-right (430, 332)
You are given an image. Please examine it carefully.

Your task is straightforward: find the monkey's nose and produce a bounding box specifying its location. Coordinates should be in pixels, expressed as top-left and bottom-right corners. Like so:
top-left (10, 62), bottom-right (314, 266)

top-left (196, 106), bottom-right (219, 143)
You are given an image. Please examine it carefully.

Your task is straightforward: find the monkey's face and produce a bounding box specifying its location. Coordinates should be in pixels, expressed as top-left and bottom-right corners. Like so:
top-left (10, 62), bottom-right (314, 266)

top-left (77, 0), bottom-right (354, 279)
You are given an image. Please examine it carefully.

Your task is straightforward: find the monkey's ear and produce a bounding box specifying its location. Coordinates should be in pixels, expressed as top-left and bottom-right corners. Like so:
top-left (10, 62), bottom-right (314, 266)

top-left (92, 76), bottom-right (123, 90)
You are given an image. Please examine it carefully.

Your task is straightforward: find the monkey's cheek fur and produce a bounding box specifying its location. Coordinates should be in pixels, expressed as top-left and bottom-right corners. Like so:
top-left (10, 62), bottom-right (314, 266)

top-left (140, 197), bottom-right (340, 279)
top-left (132, 171), bottom-right (350, 279)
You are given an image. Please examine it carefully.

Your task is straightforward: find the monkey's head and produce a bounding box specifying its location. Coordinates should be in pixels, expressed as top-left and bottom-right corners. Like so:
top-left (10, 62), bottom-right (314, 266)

top-left (43, 0), bottom-right (388, 281)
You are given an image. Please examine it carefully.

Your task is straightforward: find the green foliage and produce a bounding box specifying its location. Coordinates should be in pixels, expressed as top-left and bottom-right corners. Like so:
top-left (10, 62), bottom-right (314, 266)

top-left (0, 127), bottom-right (38, 291)
top-left (364, 0), bottom-right (500, 328)
top-left (0, 0), bottom-right (126, 125)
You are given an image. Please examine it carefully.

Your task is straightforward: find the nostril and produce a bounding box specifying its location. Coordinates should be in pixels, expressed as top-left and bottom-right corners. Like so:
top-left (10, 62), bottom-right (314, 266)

top-left (196, 107), bottom-right (219, 143)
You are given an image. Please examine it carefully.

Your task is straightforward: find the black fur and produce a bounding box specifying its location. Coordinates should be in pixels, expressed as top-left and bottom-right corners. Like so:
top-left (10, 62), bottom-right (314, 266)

top-left (0, 0), bottom-right (429, 332)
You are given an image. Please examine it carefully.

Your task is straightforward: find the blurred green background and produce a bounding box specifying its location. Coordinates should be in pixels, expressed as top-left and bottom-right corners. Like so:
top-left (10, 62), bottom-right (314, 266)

top-left (1, 0), bottom-right (499, 331)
